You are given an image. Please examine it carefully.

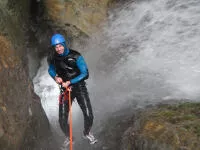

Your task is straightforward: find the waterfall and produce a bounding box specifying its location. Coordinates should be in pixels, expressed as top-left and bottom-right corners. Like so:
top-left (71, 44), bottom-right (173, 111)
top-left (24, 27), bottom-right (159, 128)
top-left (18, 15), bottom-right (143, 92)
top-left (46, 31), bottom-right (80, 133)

top-left (33, 0), bottom-right (200, 148)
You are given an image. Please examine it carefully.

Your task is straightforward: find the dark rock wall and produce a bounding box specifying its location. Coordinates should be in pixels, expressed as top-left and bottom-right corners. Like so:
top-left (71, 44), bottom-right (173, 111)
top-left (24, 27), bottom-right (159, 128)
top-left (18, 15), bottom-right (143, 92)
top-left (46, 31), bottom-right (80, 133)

top-left (0, 0), bottom-right (113, 149)
top-left (0, 0), bottom-right (57, 149)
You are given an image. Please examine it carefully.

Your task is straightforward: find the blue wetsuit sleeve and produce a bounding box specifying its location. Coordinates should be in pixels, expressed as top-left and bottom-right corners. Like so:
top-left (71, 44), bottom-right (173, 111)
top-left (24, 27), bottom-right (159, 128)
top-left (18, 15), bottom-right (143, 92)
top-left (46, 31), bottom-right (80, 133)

top-left (48, 64), bottom-right (57, 79)
top-left (70, 56), bottom-right (88, 84)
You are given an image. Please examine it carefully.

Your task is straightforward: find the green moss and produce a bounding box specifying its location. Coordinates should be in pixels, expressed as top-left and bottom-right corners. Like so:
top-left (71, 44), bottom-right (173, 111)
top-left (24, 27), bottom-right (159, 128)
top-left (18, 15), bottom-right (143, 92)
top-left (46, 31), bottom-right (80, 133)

top-left (184, 123), bottom-right (200, 137)
top-left (151, 102), bottom-right (200, 124)
top-left (158, 110), bottom-right (177, 118)
top-left (139, 102), bottom-right (200, 149)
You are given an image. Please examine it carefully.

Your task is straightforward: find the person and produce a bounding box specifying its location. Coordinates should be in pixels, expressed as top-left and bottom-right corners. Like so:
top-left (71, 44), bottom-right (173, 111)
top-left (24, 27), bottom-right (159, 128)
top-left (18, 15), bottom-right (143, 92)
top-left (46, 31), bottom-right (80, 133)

top-left (47, 33), bottom-right (97, 147)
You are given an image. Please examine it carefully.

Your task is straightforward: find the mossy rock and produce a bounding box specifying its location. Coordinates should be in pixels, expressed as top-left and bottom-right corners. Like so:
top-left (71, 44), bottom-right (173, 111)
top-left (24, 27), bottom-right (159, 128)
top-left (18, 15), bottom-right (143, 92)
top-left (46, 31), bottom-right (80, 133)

top-left (129, 102), bottom-right (200, 150)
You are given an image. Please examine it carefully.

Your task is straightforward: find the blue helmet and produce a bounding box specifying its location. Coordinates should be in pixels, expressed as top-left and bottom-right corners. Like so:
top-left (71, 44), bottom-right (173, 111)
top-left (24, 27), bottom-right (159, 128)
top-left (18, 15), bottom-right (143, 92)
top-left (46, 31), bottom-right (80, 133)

top-left (51, 34), bottom-right (66, 46)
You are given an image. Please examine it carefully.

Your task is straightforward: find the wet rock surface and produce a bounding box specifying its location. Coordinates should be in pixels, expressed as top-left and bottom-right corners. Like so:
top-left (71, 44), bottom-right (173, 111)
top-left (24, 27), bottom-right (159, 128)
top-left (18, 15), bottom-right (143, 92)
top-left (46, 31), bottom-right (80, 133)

top-left (81, 100), bottom-right (200, 150)
top-left (118, 101), bottom-right (200, 150)
top-left (44, 0), bottom-right (112, 35)
top-left (130, 101), bottom-right (200, 150)
top-left (1, 0), bottom-right (200, 150)
top-left (0, 1), bottom-right (58, 149)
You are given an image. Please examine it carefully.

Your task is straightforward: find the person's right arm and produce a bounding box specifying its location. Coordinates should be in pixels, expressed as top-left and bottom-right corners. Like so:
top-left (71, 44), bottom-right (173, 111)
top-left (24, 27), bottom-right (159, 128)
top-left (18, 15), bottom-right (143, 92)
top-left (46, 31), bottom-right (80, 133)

top-left (48, 64), bottom-right (63, 83)
top-left (48, 64), bottom-right (56, 78)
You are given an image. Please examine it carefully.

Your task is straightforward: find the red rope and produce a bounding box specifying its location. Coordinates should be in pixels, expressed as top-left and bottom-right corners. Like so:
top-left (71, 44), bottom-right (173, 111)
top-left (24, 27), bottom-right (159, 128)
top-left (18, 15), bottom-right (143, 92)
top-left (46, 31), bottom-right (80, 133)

top-left (67, 87), bottom-right (73, 150)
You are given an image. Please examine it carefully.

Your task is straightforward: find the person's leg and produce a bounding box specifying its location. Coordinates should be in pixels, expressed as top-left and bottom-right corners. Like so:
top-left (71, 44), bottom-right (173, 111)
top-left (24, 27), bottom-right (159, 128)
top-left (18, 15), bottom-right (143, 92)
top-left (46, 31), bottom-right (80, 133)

top-left (73, 82), bottom-right (97, 144)
top-left (74, 82), bottom-right (94, 135)
top-left (59, 101), bottom-right (69, 137)
top-left (59, 92), bottom-right (75, 137)
top-left (59, 91), bottom-right (76, 148)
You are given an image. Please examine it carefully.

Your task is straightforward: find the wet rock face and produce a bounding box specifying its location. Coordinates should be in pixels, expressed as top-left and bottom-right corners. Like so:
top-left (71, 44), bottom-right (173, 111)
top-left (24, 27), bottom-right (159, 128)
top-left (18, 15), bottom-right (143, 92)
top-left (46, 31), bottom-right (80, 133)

top-left (44, 0), bottom-right (111, 36)
top-left (0, 0), bottom-right (114, 149)
top-left (0, 31), bottom-right (28, 150)
top-left (0, 1), bottom-right (56, 150)
top-left (0, 36), bottom-right (20, 70)
top-left (123, 102), bottom-right (200, 150)
top-left (92, 101), bottom-right (200, 150)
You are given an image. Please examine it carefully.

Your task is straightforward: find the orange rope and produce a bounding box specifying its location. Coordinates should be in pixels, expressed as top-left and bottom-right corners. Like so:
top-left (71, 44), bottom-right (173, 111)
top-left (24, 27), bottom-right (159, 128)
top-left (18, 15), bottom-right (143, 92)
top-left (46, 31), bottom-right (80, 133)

top-left (67, 87), bottom-right (73, 150)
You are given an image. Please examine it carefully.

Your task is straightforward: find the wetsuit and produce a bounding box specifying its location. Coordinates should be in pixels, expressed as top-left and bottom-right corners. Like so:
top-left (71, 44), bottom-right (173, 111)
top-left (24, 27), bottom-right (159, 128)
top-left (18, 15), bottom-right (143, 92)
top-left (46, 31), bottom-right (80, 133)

top-left (47, 48), bottom-right (94, 137)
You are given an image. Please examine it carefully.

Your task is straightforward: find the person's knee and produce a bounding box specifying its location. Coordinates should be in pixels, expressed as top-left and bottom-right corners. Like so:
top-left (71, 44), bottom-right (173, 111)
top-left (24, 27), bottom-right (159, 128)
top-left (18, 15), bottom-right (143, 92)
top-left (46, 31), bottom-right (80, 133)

top-left (89, 114), bottom-right (94, 121)
top-left (88, 114), bottom-right (94, 126)
top-left (59, 119), bottom-right (64, 127)
top-left (59, 118), bottom-right (67, 125)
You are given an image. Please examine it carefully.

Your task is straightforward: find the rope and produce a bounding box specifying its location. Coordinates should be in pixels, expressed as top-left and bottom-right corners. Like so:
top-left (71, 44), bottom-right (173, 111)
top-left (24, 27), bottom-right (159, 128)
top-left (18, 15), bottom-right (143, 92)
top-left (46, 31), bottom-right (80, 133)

top-left (67, 87), bottom-right (73, 150)
top-left (59, 84), bottom-right (73, 150)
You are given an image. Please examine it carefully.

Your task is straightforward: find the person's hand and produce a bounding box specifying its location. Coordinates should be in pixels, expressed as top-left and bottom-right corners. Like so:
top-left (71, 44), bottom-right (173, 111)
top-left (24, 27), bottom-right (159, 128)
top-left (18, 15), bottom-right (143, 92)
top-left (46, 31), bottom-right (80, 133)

top-left (54, 76), bottom-right (63, 84)
top-left (62, 81), bottom-right (71, 88)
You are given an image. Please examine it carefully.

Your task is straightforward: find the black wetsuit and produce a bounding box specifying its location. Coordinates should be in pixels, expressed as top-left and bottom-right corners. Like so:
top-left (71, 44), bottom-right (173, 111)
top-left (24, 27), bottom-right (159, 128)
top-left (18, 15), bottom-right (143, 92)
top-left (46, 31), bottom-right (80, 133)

top-left (48, 49), bottom-right (94, 137)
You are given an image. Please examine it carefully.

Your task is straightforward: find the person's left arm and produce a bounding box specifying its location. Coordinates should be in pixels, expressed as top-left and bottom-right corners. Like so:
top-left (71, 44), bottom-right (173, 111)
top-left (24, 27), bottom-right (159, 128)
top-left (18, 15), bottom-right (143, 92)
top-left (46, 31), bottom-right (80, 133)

top-left (70, 56), bottom-right (88, 84)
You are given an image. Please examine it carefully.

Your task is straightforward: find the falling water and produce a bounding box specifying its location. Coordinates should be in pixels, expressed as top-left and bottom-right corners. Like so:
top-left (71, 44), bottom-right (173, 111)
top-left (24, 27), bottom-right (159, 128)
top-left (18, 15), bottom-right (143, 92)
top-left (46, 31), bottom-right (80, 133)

top-left (33, 0), bottom-right (200, 149)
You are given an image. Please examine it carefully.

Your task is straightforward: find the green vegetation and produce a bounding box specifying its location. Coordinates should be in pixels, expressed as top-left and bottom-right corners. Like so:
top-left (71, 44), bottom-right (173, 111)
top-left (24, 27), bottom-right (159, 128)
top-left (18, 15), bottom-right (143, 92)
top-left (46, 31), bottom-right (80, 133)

top-left (136, 102), bottom-right (200, 149)
top-left (153, 102), bottom-right (200, 123)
